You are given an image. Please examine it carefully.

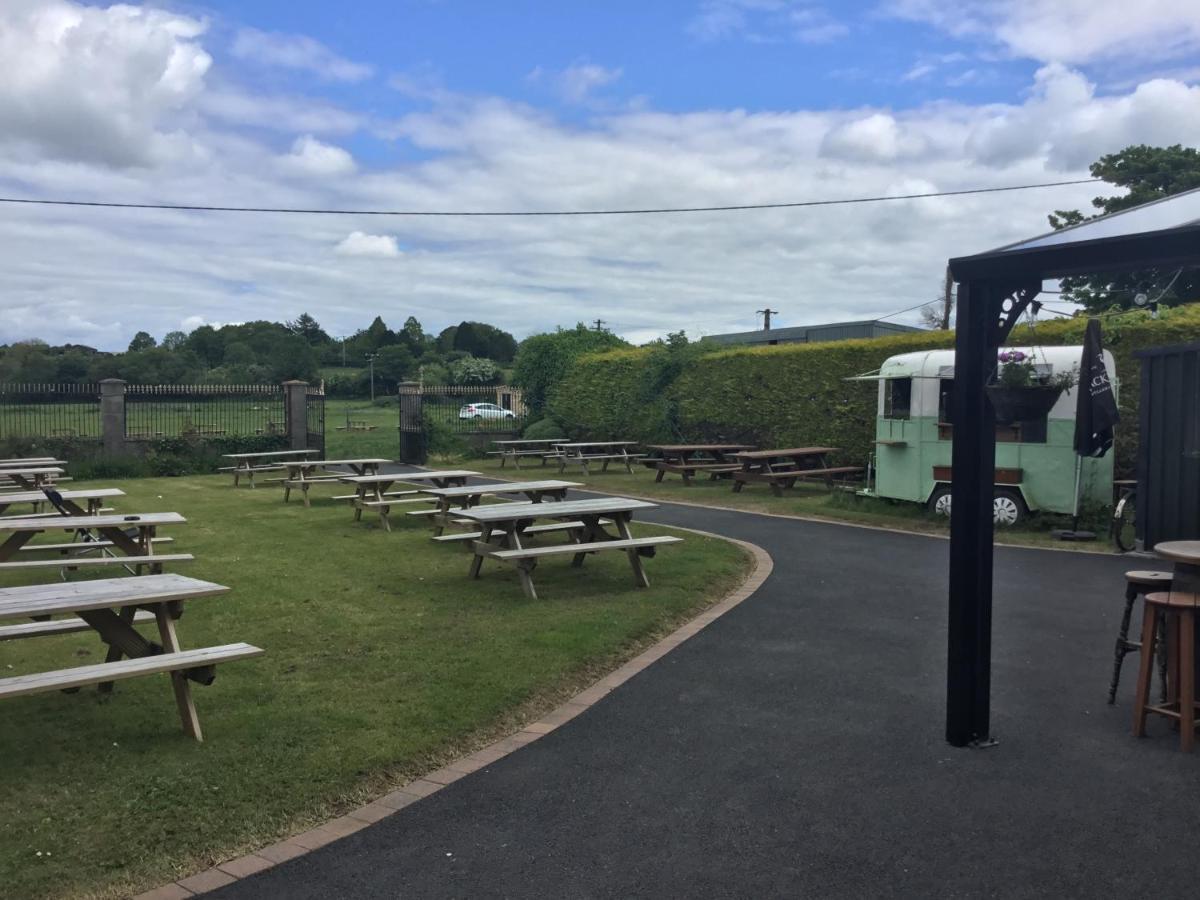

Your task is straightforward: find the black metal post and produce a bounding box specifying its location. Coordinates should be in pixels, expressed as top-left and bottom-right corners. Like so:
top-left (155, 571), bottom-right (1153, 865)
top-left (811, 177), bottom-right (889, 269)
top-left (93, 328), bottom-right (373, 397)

top-left (946, 280), bottom-right (999, 747)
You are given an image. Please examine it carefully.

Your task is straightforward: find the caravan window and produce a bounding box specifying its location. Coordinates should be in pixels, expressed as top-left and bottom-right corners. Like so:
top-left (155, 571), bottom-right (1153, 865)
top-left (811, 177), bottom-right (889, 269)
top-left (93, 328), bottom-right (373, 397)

top-left (883, 378), bottom-right (911, 420)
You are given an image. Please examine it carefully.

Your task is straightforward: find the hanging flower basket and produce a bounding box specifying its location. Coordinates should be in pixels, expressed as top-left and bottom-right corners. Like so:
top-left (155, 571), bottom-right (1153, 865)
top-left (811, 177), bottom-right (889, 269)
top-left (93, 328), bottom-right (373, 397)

top-left (985, 384), bottom-right (1063, 424)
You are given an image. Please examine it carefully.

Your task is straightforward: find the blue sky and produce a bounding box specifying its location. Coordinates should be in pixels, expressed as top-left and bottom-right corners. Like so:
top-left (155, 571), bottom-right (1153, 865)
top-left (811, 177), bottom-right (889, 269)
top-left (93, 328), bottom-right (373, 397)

top-left (1, 1), bottom-right (1199, 349)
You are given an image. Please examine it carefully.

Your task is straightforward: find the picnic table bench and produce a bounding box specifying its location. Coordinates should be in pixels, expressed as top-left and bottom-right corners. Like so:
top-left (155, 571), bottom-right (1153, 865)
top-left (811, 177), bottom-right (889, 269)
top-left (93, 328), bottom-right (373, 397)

top-left (0, 467), bottom-right (66, 490)
top-left (455, 496), bottom-right (681, 599)
top-left (221, 449), bottom-right (318, 487)
top-left (489, 439), bottom-right (561, 469)
top-left (552, 441), bottom-right (643, 475)
top-left (419, 479), bottom-right (582, 537)
top-left (276, 458), bottom-right (390, 506)
top-left (0, 487), bottom-right (124, 518)
top-left (642, 444), bottom-right (754, 485)
top-left (0, 574), bottom-right (263, 740)
top-left (0, 512), bottom-right (192, 575)
top-left (335, 420), bottom-right (378, 432)
top-left (341, 470), bottom-right (479, 531)
top-left (730, 447), bottom-right (863, 497)
top-left (0, 458), bottom-right (67, 468)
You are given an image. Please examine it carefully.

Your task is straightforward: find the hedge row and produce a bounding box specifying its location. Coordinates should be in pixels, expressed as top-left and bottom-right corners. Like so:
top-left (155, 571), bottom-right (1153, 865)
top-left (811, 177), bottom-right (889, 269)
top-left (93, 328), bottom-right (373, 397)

top-left (549, 305), bottom-right (1200, 477)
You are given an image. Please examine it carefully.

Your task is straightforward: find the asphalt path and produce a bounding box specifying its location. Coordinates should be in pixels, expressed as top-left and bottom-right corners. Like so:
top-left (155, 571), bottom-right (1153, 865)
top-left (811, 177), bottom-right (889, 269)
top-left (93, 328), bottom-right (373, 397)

top-left (208, 490), bottom-right (1197, 898)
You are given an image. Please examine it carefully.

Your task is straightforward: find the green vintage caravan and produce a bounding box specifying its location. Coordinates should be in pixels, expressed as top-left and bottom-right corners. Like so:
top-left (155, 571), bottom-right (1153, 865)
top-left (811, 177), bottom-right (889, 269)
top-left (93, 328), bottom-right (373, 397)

top-left (861, 346), bottom-right (1116, 525)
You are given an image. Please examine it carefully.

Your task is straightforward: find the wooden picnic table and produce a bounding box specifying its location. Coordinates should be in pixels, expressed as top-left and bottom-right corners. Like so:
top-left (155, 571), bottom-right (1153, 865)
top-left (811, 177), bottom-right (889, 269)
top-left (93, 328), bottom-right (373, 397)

top-left (0, 467), bottom-right (65, 490)
top-left (455, 496), bottom-right (681, 599)
top-left (730, 447), bottom-right (862, 497)
top-left (221, 449), bottom-right (318, 487)
top-left (419, 479), bottom-right (582, 537)
top-left (341, 470), bottom-right (480, 531)
top-left (0, 458), bottom-right (67, 468)
top-left (0, 574), bottom-right (263, 740)
top-left (0, 512), bottom-right (192, 575)
top-left (0, 487), bottom-right (124, 518)
top-left (553, 441), bottom-right (643, 475)
top-left (643, 444), bottom-right (754, 485)
top-left (276, 458), bottom-right (390, 506)
top-left (489, 438), bottom-right (562, 469)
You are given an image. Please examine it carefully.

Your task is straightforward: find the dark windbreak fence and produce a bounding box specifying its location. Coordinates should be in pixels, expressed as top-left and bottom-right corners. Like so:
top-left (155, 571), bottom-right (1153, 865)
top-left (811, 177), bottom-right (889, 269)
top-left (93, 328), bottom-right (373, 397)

top-left (124, 384), bottom-right (286, 439)
top-left (0, 383), bottom-right (101, 439)
top-left (421, 385), bottom-right (528, 434)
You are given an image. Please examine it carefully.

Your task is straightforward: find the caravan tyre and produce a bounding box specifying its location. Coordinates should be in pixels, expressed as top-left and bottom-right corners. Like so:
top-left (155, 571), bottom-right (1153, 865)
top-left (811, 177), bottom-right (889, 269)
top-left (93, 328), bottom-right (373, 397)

top-left (928, 485), bottom-right (953, 518)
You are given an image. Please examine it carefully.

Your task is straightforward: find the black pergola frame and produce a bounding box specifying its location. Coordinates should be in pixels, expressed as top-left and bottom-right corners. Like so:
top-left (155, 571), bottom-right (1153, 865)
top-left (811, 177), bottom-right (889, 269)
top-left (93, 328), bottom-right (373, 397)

top-left (943, 212), bottom-right (1200, 748)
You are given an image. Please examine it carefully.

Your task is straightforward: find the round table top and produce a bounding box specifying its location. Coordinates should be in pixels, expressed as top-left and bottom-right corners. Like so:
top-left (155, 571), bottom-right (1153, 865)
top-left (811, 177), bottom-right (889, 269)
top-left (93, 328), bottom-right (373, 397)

top-left (1154, 541), bottom-right (1200, 564)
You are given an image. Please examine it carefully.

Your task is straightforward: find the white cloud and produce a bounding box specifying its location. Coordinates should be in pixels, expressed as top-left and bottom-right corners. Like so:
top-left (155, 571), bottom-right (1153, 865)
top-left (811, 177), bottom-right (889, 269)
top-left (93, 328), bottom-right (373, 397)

top-left (283, 135), bottom-right (356, 176)
top-left (529, 62), bottom-right (624, 103)
top-left (230, 27), bottom-right (372, 82)
top-left (0, 0), bottom-right (211, 167)
top-left (885, 0), bottom-right (1200, 66)
top-left (335, 232), bottom-right (401, 258)
top-left (688, 1), bottom-right (847, 44)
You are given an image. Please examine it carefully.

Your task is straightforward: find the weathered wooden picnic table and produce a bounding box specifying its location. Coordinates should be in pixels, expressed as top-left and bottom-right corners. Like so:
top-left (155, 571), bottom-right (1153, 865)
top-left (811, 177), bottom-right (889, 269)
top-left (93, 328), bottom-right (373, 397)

top-left (0, 467), bottom-right (66, 490)
top-left (0, 487), bottom-right (124, 518)
top-left (341, 470), bottom-right (480, 531)
top-left (643, 444), bottom-right (754, 485)
top-left (277, 458), bottom-right (390, 506)
top-left (553, 441), bottom-right (643, 475)
top-left (221, 449), bottom-right (318, 487)
top-left (0, 574), bottom-right (263, 740)
top-left (455, 496), bottom-right (682, 599)
top-left (730, 447), bottom-right (862, 496)
top-left (489, 439), bottom-right (561, 469)
top-left (0, 458), bottom-right (67, 468)
top-left (0, 512), bottom-right (193, 574)
top-left (419, 479), bottom-right (582, 537)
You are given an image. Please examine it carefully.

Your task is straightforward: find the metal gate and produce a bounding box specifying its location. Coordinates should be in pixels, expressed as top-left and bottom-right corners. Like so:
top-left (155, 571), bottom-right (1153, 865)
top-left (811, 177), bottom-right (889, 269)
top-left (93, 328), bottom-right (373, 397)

top-left (1136, 341), bottom-right (1200, 548)
top-left (305, 386), bottom-right (326, 455)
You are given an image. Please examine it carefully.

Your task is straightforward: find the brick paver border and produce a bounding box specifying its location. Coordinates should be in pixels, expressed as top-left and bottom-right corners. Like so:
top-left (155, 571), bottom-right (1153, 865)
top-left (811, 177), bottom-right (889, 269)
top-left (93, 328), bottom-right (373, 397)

top-left (134, 529), bottom-right (772, 899)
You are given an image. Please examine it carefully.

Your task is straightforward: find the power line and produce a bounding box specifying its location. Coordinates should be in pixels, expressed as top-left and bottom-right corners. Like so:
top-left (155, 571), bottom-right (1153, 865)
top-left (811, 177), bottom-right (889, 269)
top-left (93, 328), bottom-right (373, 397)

top-left (0, 179), bottom-right (1099, 218)
top-left (877, 300), bottom-right (935, 321)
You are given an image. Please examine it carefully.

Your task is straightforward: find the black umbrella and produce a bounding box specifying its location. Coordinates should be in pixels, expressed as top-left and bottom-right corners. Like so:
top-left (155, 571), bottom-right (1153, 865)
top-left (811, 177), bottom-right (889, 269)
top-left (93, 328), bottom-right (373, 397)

top-left (1074, 318), bottom-right (1120, 457)
top-left (1058, 319), bottom-right (1119, 537)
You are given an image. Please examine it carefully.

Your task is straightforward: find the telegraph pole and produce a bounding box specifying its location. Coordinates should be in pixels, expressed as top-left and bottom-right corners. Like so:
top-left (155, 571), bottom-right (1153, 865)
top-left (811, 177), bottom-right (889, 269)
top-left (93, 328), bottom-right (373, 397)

top-left (756, 308), bottom-right (779, 331)
top-left (365, 353), bottom-right (378, 402)
top-left (593, 319), bottom-right (606, 332)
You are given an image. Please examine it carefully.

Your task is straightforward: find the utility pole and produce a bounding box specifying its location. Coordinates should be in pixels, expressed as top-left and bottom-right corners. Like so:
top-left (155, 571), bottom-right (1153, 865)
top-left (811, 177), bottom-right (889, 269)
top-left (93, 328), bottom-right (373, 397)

top-left (756, 308), bottom-right (779, 331)
top-left (593, 319), bottom-right (606, 332)
top-left (941, 266), bottom-right (954, 330)
top-left (341, 336), bottom-right (347, 367)
top-left (365, 353), bottom-right (378, 402)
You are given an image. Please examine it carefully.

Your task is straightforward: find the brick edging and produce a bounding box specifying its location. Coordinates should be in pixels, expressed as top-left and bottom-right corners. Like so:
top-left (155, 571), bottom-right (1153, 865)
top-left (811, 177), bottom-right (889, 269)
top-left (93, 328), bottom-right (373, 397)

top-left (135, 532), bottom-right (772, 899)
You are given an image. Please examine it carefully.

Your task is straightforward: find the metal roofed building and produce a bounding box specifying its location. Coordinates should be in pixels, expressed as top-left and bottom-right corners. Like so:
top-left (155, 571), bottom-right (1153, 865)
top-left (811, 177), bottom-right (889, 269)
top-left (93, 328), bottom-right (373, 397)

top-left (705, 319), bottom-right (924, 347)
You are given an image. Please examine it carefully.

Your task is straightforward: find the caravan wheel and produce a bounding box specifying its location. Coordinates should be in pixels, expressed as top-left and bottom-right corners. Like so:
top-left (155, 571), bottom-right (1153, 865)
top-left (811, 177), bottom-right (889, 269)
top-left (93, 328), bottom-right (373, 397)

top-left (928, 486), bottom-right (953, 517)
top-left (926, 485), bottom-right (1026, 526)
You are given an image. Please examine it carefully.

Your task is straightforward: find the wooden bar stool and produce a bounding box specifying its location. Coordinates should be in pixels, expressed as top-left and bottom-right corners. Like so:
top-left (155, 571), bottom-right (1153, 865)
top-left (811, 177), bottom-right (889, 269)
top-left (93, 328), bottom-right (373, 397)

top-left (1108, 571), bottom-right (1172, 704)
top-left (1133, 590), bottom-right (1200, 751)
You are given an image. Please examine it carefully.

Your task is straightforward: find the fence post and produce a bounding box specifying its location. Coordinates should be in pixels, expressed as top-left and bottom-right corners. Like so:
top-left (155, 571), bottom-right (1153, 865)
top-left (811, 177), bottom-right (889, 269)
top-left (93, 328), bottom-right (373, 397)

top-left (398, 381), bottom-right (426, 464)
top-left (282, 380), bottom-right (308, 451)
top-left (99, 379), bottom-right (126, 456)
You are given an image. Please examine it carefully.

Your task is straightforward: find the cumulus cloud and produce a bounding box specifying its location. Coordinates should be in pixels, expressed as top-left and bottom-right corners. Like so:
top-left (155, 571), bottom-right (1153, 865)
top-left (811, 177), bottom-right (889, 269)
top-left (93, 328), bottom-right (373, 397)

top-left (335, 232), bottom-right (401, 258)
top-left (0, 0), bottom-right (211, 167)
top-left (529, 62), bottom-right (623, 103)
top-left (886, 0), bottom-right (1200, 66)
top-left (283, 135), bottom-right (356, 176)
top-left (231, 27), bottom-right (372, 82)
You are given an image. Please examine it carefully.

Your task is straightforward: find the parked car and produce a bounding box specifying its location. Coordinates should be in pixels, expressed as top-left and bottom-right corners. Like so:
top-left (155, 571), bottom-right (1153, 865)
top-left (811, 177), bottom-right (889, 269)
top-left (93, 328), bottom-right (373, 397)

top-left (458, 401), bottom-right (517, 420)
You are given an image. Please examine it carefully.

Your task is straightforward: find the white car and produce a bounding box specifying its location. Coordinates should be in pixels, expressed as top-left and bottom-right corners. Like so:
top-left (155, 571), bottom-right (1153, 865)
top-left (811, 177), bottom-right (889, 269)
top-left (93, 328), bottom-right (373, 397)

top-left (458, 402), bottom-right (517, 420)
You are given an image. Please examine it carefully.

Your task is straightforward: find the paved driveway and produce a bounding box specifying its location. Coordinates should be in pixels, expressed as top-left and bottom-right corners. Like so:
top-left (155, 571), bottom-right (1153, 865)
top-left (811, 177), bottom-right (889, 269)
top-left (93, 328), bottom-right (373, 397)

top-left (209, 501), bottom-right (1195, 898)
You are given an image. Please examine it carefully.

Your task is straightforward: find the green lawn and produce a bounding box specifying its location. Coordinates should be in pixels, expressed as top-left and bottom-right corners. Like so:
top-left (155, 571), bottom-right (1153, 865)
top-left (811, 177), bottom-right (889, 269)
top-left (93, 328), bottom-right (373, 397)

top-left (324, 398), bottom-right (399, 458)
top-left (466, 456), bottom-right (1117, 553)
top-left (0, 475), bottom-right (749, 899)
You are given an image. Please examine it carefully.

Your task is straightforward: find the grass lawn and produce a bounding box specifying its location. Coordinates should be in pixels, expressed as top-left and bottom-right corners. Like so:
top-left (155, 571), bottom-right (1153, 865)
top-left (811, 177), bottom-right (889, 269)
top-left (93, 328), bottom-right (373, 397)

top-left (0, 475), bottom-right (749, 899)
top-left (324, 398), bottom-right (398, 459)
top-left (463, 456), bottom-right (1117, 553)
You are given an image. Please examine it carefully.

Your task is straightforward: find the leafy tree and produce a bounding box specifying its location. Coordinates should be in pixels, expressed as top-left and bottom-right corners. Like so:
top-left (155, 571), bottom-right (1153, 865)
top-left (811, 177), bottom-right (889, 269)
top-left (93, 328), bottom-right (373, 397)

top-left (449, 355), bottom-right (502, 385)
top-left (436, 325), bottom-right (458, 354)
top-left (287, 312), bottom-right (331, 345)
top-left (375, 344), bottom-right (416, 388)
top-left (363, 316), bottom-right (395, 351)
top-left (185, 325), bottom-right (224, 367)
top-left (1049, 144), bottom-right (1200, 311)
top-left (161, 331), bottom-right (188, 351)
top-left (399, 316), bottom-right (428, 353)
top-left (511, 324), bottom-right (629, 416)
top-left (128, 331), bottom-right (157, 352)
top-left (452, 321), bottom-right (518, 362)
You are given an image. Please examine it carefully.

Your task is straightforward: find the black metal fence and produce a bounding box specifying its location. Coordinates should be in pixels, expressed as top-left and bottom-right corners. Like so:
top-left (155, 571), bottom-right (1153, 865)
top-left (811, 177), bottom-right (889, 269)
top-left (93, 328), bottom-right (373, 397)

top-left (0, 383), bottom-right (101, 439)
top-left (420, 385), bottom-right (528, 434)
top-left (124, 384), bottom-right (286, 439)
top-left (306, 386), bottom-right (326, 455)
top-left (1136, 342), bottom-right (1200, 548)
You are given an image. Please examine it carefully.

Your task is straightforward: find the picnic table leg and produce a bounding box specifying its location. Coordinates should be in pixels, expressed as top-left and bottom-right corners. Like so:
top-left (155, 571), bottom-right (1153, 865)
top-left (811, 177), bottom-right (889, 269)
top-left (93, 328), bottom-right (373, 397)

top-left (0, 531), bottom-right (36, 562)
top-left (613, 513), bottom-right (651, 588)
top-left (571, 516), bottom-right (604, 568)
top-left (469, 523), bottom-right (495, 578)
top-left (154, 606), bottom-right (203, 741)
top-left (353, 488), bottom-right (365, 521)
top-left (622, 451), bottom-right (633, 474)
top-left (302, 480), bottom-right (312, 509)
top-left (284, 481), bottom-right (292, 503)
top-left (97, 607), bottom-right (136, 694)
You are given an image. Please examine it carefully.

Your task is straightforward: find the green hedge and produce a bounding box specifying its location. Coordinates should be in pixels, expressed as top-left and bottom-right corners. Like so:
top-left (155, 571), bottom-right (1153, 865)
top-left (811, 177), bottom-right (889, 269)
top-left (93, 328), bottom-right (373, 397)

top-left (549, 305), bottom-right (1200, 477)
